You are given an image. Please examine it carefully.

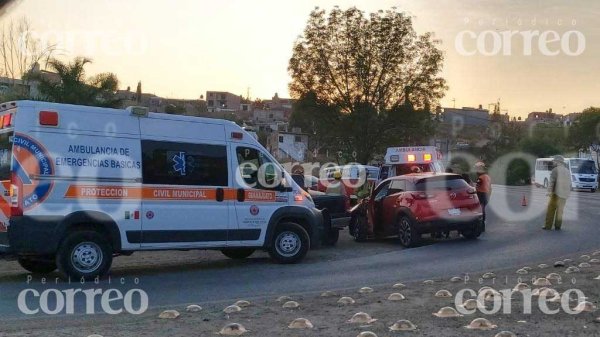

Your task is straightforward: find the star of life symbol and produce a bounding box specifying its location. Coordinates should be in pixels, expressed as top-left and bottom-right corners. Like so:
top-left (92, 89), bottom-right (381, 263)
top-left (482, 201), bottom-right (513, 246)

top-left (172, 152), bottom-right (186, 176)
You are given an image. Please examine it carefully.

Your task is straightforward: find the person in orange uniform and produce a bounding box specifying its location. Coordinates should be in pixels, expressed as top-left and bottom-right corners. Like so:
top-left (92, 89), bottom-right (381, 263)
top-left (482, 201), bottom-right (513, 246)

top-left (474, 161), bottom-right (492, 224)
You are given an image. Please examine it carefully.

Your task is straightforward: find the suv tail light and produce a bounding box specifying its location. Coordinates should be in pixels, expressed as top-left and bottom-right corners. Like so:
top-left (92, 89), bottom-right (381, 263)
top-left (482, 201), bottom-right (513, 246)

top-left (10, 172), bottom-right (23, 216)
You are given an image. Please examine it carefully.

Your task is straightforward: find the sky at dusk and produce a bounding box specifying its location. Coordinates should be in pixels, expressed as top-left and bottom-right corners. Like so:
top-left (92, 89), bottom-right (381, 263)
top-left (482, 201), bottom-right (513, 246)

top-left (2, 0), bottom-right (599, 117)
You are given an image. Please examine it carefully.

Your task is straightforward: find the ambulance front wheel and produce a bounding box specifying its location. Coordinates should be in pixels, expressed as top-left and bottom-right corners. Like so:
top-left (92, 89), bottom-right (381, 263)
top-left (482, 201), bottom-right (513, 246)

top-left (56, 230), bottom-right (113, 280)
top-left (268, 222), bottom-right (310, 264)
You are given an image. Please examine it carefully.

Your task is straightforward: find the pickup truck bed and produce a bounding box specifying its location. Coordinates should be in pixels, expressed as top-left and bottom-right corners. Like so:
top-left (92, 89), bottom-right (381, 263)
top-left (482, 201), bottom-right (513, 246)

top-left (310, 191), bottom-right (351, 246)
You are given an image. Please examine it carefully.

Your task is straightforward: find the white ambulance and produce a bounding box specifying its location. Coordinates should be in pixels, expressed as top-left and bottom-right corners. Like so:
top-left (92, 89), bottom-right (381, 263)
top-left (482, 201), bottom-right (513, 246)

top-left (0, 101), bottom-right (323, 279)
top-left (378, 146), bottom-right (444, 181)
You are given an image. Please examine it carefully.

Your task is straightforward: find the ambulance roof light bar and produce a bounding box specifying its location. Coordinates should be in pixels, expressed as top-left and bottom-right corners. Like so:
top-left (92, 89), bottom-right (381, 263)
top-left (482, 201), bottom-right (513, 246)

top-left (126, 106), bottom-right (149, 117)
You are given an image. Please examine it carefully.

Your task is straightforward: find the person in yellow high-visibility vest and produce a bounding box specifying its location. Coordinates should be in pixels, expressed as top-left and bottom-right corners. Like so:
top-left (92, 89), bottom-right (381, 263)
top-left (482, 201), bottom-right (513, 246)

top-left (326, 171), bottom-right (348, 196)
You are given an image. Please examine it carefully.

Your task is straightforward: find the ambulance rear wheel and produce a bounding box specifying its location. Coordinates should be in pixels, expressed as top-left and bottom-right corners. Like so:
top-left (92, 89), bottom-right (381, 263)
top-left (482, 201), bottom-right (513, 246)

top-left (57, 230), bottom-right (113, 280)
top-left (269, 222), bottom-right (309, 264)
top-left (221, 249), bottom-right (255, 259)
top-left (18, 257), bottom-right (57, 274)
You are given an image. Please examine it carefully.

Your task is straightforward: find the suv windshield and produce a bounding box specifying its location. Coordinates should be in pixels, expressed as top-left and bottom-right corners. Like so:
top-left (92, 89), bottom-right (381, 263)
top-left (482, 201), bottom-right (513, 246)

top-left (570, 160), bottom-right (597, 174)
top-left (415, 175), bottom-right (470, 191)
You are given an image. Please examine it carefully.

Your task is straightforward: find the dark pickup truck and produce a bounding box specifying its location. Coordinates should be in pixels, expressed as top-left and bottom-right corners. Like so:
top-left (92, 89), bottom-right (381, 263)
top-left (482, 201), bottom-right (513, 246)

top-left (310, 191), bottom-right (351, 246)
top-left (292, 174), bottom-right (352, 246)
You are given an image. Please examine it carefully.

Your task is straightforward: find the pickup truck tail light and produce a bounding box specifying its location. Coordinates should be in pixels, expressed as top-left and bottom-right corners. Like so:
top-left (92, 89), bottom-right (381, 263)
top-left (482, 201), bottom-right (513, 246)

top-left (10, 172), bottom-right (23, 216)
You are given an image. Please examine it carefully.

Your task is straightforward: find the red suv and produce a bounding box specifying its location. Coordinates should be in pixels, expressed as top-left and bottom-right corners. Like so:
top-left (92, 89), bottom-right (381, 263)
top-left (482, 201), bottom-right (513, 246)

top-left (349, 173), bottom-right (484, 247)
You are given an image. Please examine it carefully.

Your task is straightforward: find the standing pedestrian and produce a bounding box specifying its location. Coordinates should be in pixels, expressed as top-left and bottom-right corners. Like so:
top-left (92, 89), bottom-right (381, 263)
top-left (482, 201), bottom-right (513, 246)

top-left (475, 161), bottom-right (492, 225)
top-left (544, 155), bottom-right (571, 231)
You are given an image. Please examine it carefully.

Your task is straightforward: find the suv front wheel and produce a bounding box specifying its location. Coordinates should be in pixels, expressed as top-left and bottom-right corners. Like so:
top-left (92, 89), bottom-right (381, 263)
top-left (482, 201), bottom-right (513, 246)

top-left (56, 230), bottom-right (113, 280)
top-left (398, 216), bottom-right (419, 247)
top-left (268, 222), bottom-right (309, 264)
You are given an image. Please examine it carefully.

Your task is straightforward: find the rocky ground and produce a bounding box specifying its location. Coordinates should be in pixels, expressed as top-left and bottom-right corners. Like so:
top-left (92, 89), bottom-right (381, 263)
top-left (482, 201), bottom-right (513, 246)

top-left (1, 249), bottom-right (599, 337)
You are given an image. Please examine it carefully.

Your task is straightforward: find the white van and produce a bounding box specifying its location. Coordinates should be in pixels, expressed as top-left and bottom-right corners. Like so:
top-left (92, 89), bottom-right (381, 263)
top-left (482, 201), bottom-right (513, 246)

top-left (535, 157), bottom-right (598, 192)
top-left (0, 101), bottom-right (323, 279)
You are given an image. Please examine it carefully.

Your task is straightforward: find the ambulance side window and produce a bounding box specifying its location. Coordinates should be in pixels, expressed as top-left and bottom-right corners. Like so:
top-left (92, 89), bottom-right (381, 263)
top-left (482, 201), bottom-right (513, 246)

top-left (142, 140), bottom-right (228, 186)
top-left (236, 147), bottom-right (278, 190)
top-left (379, 166), bottom-right (390, 181)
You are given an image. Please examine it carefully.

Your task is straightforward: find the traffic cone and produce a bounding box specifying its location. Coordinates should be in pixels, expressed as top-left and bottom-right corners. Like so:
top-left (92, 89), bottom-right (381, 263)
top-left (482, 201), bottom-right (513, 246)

top-left (521, 195), bottom-right (528, 207)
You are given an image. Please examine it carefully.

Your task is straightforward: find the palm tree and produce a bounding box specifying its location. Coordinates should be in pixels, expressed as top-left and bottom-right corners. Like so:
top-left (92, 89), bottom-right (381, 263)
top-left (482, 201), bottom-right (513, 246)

top-left (29, 57), bottom-right (121, 108)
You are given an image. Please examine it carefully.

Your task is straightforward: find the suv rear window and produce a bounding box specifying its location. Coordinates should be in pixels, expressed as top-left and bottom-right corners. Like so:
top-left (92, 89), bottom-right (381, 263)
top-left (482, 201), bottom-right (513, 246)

top-left (415, 175), bottom-right (470, 191)
top-left (0, 132), bottom-right (12, 181)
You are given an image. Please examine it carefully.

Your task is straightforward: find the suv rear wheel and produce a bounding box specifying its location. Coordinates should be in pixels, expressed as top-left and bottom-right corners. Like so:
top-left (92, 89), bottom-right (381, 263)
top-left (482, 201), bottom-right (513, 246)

top-left (56, 230), bottom-right (113, 280)
top-left (268, 222), bottom-right (309, 264)
top-left (398, 216), bottom-right (419, 247)
top-left (221, 248), bottom-right (255, 259)
top-left (18, 257), bottom-right (57, 274)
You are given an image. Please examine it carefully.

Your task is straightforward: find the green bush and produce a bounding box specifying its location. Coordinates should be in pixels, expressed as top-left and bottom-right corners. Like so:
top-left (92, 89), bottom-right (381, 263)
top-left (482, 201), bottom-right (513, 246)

top-left (505, 158), bottom-right (532, 186)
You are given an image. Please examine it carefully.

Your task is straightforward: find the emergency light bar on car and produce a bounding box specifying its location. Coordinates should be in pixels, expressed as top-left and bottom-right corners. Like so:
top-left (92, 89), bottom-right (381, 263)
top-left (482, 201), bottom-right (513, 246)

top-left (389, 153), bottom-right (433, 163)
top-left (384, 146), bottom-right (441, 164)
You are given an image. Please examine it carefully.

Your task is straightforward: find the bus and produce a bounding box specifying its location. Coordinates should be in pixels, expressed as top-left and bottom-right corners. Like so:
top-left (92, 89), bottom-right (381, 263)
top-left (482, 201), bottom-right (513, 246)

top-left (535, 157), bottom-right (598, 192)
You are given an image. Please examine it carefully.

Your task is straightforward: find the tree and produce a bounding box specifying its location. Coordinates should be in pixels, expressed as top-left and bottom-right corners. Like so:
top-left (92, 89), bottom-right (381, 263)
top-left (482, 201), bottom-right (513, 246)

top-left (520, 135), bottom-right (562, 158)
top-left (290, 92), bottom-right (343, 158)
top-left (288, 7), bottom-right (446, 162)
top-left (0, 18), bottom-right (55, 85)
top-left (569, 107), bottom-right (600, 149)
top-left (29, 57), bottom-right (122, 108)
top-left (164, 104), bottom-right (186, 114)
top-left (569, 107), bottom-right (600, 170)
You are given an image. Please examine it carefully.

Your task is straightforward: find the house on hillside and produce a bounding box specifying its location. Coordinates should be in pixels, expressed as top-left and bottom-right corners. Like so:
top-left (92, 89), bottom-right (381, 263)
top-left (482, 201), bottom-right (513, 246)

top-left (267, 129), bottom-right (309, 162)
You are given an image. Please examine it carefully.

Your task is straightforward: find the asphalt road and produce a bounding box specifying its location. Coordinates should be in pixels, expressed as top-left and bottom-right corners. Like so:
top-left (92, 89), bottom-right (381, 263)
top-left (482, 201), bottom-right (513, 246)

top-left (0, 185), bottom-right (598, 320)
